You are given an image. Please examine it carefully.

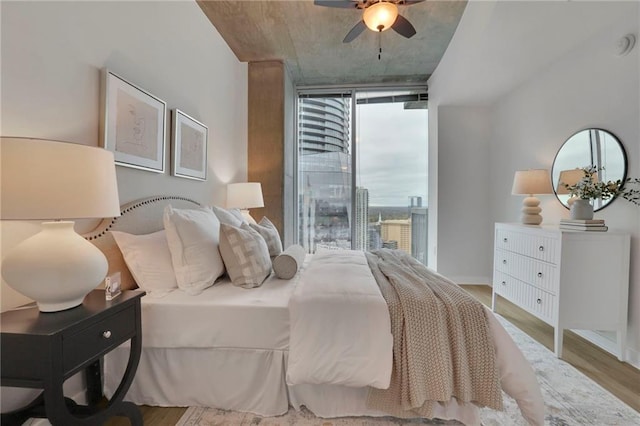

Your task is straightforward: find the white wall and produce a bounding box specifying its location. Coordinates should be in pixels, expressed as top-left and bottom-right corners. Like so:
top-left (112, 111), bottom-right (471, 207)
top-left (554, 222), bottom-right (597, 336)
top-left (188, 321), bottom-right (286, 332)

top-left (429, 1), bottom-right (640, 366)
top-left (1, 1), bottom-right (248, 311)
top-left (436, 106), bottom-right (493, 283)
top-left (0, 1), bottom-right (247, 411)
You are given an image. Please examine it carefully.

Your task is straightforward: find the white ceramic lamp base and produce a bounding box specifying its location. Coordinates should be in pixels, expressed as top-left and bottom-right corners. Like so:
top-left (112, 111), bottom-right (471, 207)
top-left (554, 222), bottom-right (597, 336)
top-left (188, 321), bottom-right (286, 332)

top-left (1, 221), bottom-right (108, 312)
top-left (520, 196), bottom-right (543, 225)
top-left (240, 209), bottom-right (258, 225)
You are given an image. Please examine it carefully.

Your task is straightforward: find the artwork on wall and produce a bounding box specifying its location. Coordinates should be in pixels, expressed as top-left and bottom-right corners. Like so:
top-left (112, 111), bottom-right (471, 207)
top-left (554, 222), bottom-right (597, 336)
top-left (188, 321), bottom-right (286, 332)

top-left (101, 69), bottom-right (167, 173)
top-left (171, 109), bottom-right (208, 181)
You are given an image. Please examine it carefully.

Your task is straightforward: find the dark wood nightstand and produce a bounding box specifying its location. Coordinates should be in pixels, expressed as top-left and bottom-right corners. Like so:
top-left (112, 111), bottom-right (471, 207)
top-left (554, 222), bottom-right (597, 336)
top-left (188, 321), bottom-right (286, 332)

top-left (1, 290), bottom-right (145, 426)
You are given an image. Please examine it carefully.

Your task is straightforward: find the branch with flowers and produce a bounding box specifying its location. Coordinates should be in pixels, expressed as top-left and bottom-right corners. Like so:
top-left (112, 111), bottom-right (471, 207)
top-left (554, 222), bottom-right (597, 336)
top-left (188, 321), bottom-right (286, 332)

top-left (560, 165), bottom-right (640, 205)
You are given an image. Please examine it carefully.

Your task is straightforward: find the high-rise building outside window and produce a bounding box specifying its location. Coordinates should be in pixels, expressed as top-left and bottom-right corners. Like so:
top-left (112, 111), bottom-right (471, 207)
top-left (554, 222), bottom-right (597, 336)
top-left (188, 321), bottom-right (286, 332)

top-left (296, 88), bottom-right (428, 265)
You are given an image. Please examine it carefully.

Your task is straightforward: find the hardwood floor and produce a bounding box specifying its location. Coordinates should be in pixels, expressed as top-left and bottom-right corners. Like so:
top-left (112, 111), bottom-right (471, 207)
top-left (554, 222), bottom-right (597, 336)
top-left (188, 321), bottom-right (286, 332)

top-left (462, 284), bottom-right (640, 413)
top-left (105, 284), bottom-right (640, 424)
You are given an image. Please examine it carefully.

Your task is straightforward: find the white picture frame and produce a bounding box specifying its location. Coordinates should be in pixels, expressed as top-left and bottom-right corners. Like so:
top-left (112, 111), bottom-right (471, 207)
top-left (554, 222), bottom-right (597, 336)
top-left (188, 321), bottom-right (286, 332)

top-left (101, 69), bottom-right (167, 173)
top-left (171, 109), bottom-right (208, 181)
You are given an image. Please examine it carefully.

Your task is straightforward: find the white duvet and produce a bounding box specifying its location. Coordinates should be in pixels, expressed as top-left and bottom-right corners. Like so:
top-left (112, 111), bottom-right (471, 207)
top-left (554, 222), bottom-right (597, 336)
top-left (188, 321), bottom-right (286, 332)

top-left (287, 249), bottom-right (394, 389)
top-left (287, 249), bottom-right (544, 426)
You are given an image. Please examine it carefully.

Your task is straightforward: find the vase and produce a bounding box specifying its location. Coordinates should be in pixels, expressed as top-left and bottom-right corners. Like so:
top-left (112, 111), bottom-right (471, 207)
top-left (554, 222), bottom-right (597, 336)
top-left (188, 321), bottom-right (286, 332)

top-left (570, 199), bottom-right (594, 220)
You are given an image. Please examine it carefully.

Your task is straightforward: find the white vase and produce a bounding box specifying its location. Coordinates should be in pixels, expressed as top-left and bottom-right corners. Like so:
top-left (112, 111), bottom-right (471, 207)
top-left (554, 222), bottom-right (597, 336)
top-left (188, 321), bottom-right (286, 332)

top-left (570, 199), bottom-right (594, 220)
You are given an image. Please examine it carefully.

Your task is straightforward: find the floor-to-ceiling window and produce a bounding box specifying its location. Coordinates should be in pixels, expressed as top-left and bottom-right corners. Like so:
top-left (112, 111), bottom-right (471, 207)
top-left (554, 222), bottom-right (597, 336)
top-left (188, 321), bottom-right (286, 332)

top-left (296, 87), bottom-right (428, 263)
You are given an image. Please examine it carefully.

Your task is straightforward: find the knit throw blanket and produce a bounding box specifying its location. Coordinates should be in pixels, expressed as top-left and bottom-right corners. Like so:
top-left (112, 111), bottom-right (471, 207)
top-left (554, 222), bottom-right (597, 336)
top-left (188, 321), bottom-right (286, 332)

top-left (365, 249), bottom-right (503, 418)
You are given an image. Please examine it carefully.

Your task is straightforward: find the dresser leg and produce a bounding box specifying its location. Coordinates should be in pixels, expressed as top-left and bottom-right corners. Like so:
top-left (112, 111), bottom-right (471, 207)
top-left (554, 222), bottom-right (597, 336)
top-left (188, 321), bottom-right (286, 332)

top-left (554, 327), bottom-right (563, 358)
top-left (491, 290), bottom-right (497, 312)
top-left (617, 329), bottom-right (626, 362)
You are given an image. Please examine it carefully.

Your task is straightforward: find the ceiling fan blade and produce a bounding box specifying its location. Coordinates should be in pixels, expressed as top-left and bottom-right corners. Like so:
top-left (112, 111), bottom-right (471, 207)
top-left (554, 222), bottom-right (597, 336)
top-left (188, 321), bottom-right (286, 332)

top-left (314, 0), bottom-right (358, 9)
top-left (391, 14), bottom-right (417, 39)
top-left (343, 20), bottom-right (367, 43)
top-left (400, 0), bottom-right (425, 5)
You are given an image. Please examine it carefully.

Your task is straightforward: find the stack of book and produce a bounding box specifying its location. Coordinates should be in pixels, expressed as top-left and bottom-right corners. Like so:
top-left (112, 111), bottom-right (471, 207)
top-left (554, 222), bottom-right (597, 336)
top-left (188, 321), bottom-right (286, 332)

top-left (559, 219), bottom-right (608, 232)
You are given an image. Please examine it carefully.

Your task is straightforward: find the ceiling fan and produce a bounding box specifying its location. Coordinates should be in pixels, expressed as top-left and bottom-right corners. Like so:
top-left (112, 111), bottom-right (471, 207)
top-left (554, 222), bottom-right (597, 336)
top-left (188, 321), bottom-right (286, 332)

top-left (314, 0), bottom-right (424, 43)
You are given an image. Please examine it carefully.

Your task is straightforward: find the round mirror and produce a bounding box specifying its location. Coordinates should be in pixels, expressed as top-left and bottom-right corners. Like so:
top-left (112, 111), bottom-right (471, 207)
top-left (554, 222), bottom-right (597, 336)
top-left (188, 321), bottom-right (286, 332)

top-left (551, 128), bottom-right (627, 211)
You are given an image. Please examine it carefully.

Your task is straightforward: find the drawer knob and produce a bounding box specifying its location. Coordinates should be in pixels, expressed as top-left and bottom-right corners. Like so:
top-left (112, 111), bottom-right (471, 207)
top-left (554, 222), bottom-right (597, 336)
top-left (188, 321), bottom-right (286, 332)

top-left (537, 272), bottom-right (543, 278)
top-left (102, 330), bottom-right (112, 339)
top-left (502, 259), bottom-right (507, 264)
top-left (539, 245), bottom-right (544, 252)
top-left (501, 281), bottom-right (506, 286)
top-left (536, 298), bottom-right (542, 304)
top-left (503, 238), bottom-right (508, 243)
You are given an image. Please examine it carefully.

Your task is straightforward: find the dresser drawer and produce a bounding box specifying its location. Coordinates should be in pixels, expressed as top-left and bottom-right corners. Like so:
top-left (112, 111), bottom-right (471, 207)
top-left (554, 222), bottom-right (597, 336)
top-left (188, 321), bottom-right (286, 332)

top-left (494, 249), bottom-right (558, 294)
top-left (527, 288), bottom-right (556, 324)
top-left (493, 272), bottom-right (556, 324)
top-left (63, 307), bottom-right (136, 372)
top-left (495, 228), bottom-right (558, 264)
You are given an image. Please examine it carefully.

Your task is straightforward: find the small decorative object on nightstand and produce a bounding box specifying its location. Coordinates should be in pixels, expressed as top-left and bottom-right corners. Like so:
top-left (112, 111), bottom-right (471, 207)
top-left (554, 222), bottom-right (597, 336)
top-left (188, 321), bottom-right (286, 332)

top-left (1, 290), bottom-right (145, 426)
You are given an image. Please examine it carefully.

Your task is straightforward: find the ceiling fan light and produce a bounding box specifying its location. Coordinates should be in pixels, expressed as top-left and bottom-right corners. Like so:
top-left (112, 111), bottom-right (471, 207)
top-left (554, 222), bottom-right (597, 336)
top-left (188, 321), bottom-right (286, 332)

top-left (363, 1), bottom-right (398, 32)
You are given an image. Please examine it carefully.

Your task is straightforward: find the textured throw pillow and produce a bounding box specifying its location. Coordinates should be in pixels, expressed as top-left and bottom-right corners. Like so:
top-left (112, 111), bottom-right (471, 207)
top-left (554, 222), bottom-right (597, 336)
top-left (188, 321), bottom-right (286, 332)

top-left (111, 230), bottom-right (178, 297)
top-left (219, 223), bottom-right (272, 289)
top-left (163, 205), bottom-right (225, 295)
top-left (211, 205), bottom-right (245, 227)
top-left (249, 216), bottom-right (283, 258)
top-left (272, 244), bottom-right (306, 280)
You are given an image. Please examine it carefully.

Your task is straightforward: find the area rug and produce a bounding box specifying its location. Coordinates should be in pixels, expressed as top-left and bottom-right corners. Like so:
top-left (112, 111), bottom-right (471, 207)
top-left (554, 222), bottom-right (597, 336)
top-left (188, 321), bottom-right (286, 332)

top-left (176, 316), bottom-right (640, 425)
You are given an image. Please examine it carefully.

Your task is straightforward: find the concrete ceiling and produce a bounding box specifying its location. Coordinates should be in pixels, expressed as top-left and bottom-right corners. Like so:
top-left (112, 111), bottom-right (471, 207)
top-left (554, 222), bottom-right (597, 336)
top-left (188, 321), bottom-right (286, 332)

top-left (197, 0), bottom-right (467, 86)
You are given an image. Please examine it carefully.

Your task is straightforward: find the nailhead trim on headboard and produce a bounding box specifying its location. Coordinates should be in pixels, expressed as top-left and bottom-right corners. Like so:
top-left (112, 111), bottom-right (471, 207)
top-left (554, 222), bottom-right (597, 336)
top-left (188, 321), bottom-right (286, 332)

top-left (84, 195), bottom-right (200, 241)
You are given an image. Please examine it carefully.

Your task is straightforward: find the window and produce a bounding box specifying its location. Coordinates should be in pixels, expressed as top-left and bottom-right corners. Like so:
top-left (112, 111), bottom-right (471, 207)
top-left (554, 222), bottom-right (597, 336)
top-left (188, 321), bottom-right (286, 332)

top-left (296, 87), bottom-right (428, 264)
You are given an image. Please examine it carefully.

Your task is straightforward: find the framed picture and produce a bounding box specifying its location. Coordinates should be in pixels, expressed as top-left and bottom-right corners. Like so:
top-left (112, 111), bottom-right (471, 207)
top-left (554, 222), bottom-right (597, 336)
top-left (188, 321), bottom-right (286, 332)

top-left (171, 109), bottom-right (208, 181)
top-left (101, 69), bottom-right (166, 173)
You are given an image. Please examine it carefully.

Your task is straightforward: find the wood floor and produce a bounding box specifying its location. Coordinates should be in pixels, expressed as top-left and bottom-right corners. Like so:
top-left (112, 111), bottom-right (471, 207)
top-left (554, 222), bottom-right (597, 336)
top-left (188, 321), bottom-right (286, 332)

top-left (105, 284), bottom-right (640, 425)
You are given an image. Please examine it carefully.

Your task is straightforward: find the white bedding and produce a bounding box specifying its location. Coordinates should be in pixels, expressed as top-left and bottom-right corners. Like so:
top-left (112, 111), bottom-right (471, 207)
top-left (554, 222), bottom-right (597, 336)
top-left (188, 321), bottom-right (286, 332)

top-left (140, 272), bottom-right (298, 349)
top-left (286, 249), bottom-right (544, 425)
top-left (106, 250), bottom-right (542, 425)
top-left (287, 249), bottom-right (393, 389)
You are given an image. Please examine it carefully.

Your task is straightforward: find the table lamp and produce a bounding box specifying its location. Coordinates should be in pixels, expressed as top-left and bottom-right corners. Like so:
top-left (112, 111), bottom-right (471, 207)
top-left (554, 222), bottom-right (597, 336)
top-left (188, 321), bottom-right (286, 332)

top-left (556, 169), bottom-right (585, 207)
top-left (1, 137), bottom-right (121, 312)
top-left (226, 182), bottom-right (264, 224)
top-left (512, 169), bottom-right (553, 225)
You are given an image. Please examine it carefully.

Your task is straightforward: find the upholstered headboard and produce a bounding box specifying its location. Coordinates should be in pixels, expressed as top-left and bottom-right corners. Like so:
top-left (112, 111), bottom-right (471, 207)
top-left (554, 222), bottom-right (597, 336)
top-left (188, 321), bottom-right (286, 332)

top-left (84, 196), bottom-right (200, 290)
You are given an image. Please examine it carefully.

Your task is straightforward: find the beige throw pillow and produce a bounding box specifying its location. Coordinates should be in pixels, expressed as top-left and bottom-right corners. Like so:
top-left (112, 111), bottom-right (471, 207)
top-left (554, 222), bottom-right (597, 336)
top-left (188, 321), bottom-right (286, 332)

top-left (219, 223), bottom-right (272, 289)
top-left (249, 216), bottom-right (283, 258)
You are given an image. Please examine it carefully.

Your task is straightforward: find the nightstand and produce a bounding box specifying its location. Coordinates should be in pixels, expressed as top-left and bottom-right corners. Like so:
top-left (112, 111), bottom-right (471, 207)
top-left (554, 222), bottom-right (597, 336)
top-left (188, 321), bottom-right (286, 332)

top-left (1, 290), bottom-right (145, 426)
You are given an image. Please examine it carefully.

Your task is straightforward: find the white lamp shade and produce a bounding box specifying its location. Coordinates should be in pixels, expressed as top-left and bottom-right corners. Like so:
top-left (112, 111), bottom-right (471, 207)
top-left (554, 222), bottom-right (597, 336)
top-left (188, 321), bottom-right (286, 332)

top-left (1, 137), bottom-right (121, 312)
top-left (1, 137), bottom-right (121, 220)
top-left (227, 182), bottom-right (264, 209)
top-left (556, 169), bottom-right (586, 195)
top-left (511, 169), bottom-right (553, 195)
top-left (363, 1), bottom-right (398, 32)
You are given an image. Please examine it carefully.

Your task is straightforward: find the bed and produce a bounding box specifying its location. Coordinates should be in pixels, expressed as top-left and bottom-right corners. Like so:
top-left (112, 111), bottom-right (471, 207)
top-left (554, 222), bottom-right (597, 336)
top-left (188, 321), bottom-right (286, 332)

top-left (89, 196), bottom-right (544, 426)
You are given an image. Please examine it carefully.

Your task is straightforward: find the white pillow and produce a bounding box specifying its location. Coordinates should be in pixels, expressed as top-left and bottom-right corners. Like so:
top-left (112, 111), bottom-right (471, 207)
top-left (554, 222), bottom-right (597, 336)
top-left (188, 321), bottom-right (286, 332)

top-left (211, 205), bottom-right (245, 227)
top-left (110, 230), bottom-right (177, 298)
top-left (219, 223), bottom-right (272, 289)
top-left (163, 205), bottom-right (225, 295)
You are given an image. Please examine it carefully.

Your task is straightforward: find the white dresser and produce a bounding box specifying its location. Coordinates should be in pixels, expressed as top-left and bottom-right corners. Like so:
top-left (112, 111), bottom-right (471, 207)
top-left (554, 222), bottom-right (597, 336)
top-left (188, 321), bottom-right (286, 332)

top-left (492, 223), bottom-right (630, 359)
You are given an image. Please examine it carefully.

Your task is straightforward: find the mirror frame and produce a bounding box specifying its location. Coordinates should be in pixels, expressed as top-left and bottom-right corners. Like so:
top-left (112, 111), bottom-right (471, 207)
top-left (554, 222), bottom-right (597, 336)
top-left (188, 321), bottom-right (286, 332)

top-left (551, 128), bottom-right (628, 212)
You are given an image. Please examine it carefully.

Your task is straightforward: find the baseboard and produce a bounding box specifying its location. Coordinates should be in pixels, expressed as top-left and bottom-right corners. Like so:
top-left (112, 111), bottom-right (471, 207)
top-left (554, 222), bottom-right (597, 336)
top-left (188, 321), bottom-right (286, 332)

top-left (572, 330), bottom-right (640, 371)
top-left (450, 276), bottom-right (491, 285)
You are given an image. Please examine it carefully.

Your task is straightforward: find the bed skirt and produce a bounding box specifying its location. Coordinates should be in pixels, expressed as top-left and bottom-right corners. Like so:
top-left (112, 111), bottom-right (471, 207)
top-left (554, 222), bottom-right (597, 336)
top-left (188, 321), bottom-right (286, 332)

top-left (105, 345), bottom-right (481, 424)
top-left (104, 346), bottom-right (290, 416)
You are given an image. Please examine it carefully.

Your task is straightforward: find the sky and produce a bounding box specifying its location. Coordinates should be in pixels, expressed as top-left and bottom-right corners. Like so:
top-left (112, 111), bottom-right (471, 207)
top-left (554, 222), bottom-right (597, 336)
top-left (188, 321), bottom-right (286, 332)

top-left (355, 102), bottom-right (428, 207)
